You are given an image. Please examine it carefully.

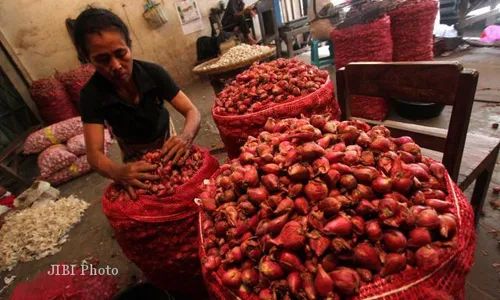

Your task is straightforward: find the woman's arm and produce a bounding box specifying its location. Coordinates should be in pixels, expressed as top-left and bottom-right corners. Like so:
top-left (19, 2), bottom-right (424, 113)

top-left (161, 91), bottom-right (201, 163)
top-left (84, 123), bottom-right (158, 198)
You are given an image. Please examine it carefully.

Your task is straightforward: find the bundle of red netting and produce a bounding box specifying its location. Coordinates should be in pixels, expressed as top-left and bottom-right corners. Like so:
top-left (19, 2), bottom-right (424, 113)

top-left (102, 146), bottom-right (219, 297)
top-left (212, 58), bottom-right (340, 159)
top-left (56, 64), bottom-right (96, 110)
top-left (198, 115), bottom-right (475, 299)
top-left (331, 16), bottom-right (393, 121)
top-left (10, 263), bottom-right (117, 300)
top-left (389, 0), bottom-right (439, 61)
top-left (30, 77), bottom-right (79, 125)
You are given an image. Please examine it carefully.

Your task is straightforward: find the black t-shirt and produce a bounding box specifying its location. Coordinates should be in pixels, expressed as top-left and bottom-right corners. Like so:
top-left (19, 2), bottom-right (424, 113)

top-left (222, 0), bottom-right (245, 25)
top-left (80, 60), bottom-right (180, 145)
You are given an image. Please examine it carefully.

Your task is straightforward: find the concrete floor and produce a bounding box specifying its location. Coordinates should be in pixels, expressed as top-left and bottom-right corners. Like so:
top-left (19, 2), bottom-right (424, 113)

top-left (1, 47), bottom-right (500, 299)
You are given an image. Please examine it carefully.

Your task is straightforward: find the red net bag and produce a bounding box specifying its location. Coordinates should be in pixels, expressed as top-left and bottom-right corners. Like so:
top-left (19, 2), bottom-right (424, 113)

top-left (198, 170), bottom-right (475, 300)
top-left (389, 0), bottom-right (439, 61)
top-left (102, 147), bottom-right (219, 296)
top-left (37, 145), bottom-right (78, 177)
top-left (212, 78), bottom-right (340, 159)
top-left (30, 77), bottom-right (79, 125)
top-left (42, 155), bottom-right (93, 186)
top-left (9, 263), bottom-right (118, 300)
top-left (331, 16), bottom-right (393, 121)
top-left (56, 64), bottom-right (96, 110)
top-left (23, 117), bottom-right (83, 154)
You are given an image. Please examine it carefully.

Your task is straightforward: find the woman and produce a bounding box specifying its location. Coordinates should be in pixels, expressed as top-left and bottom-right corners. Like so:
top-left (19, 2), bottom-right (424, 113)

top-left (222, 0), bottom-right (257, 45)
top-left (75, 8), bottom-right (201, 198)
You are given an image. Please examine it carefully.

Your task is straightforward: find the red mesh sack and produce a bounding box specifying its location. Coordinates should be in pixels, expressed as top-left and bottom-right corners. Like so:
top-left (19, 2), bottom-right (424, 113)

top-left (351, 95), bottom-right (390, 121)
top-left (42, 155), bottom-right (93, 186)
top-left (56, 64), bottom-right (96, 110)
top-left (102, 147), bottom-right (219, 296)
top-left (30, 77), bottom-right (79, 125)
top-left (23, 117), bottom-right (83, 154)
top-left (212, 78), bottom-right (340, 159)
top-left (9, 263), bottom-right (118, 300)
top-left (331, 16), bottom-right (393, 121)
top-left (198, 170), bottom-right (475, 300)
top-left (38, 145), bottom-right (78, 177)
top-left (389, 0), bottom-right (439, 61)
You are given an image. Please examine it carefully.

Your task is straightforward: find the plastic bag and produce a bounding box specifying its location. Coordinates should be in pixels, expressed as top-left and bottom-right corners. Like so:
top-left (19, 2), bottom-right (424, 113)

top-left (480, 25), bottom-right (500, 43)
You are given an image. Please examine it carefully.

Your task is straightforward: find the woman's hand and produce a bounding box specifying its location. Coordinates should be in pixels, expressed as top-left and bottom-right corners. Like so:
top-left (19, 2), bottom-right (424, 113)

top-left (113, 161), bottom-right (159, 199)
top-left (161, 133), bottom-right (192, 164)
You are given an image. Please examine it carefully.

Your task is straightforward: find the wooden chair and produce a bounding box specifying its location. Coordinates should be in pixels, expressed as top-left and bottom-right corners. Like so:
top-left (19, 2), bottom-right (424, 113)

top-left (336, 62), bottom-right (500, 224)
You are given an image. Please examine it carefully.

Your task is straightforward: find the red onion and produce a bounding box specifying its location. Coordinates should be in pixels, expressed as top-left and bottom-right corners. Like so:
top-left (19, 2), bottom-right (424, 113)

top-left (412, 190), bottom-right (426, 205)
top-left (320, 254), bottom-right (337, 273)
top-left (356, 131), bottom-right (372, 147)
top-left (354, 243), bottom-right (381, 271)
top-left (322, 169), bottom-right (341, 188)
top-left (340, 174), bottom-right (357, 190)
top-left (332, 142), bottom-right (346, 152)
top-left (259, 288), bottom-right (273, 300)
top-left (330, 237), bottom-right (352, 253)
top-left (304, 179), bottom-right (329, 203)
top-left (270, 221), bottom-right (305, 250)
top-left (340, 126), bottom-right (361, 144)
top-left (415, 246), bottom-right (441, 271)
top-left (225, 246), bottom-right (243, 263)
top-left (215, 221), bottom-right (229, 237)
top-left (315, 264), bottom-right (334, 296)
top-left (429, 162), bottom-right (446, 179)
top-left (260, 259), bottom-right (284, 280)
top-left (356, 268), bottom-right (373, 283)
top-left (330, 163), bottom-right (353, 174)
top-left (391, 169), bottom-right (414, 194)
top-left (240, 239), bottom-right (262, 260)
top-left (278, 250), bottom-right (306, 273)
top-left (301, 272), bottom-right (317, 300)
top-left (352, 166), bottom-right (379, 183)
top-left (424, 198), bottom-right (453, 213)
top-left (262, 174), bottom-right (280, 192)
top-left (394, 136), bottom-right (414, 146)
top-left (308, 209), bottom-right (325, 231)
top-left (243, 165), bottom-right (259, 187)
top-left (202, 255), bottom-right (220, 272)
top-left (404, 164), bottom-right (430, 181)
top-left (423, 188), bottom-right (447, 200)
top-left (400, 143), bottom-right (422, 160)
top-left (365, 220), bottom-right (383, 242)
top-left (399, 151), bottom-right (416, 164)
top-left (360, 151), bottom-right (375, 166)
top-left (378, 157), bottom-right (393, 175)
top-left (261, 163), bottom-right (281, 174)
top-left (416, 208), bottom-right (440, 229)
top-left (294, 197), bottom-right (309, 215)
top-left (247, 186), bottom-right (269, 206)
top-left (288, 183), bottom-right (304, 198)
top-left (287, 272), bottom-right (302, 295)
top-left (308, 230), bottom-right (331, 257)
top-left (317, 135), bottom-right (333, 149)
top-left (378, 198), bottom-right (399, 220)
top-left (342, 150), bottom-right (359, 165)
top-left (318, 197), bottom-right (342, 216)
top-left (313, 157), bottom-right (331, 175)
top-left (274, 197), bottom-right (294, 215)
top-left (268, 213), bottom-right (290, 234)
top-left (356, 199), bottom-right (376, 216)
top-left (201, 197), bottom-right (216, 212)
top-left (288, 163), bottom-right (311, 181)
top-left (330, 267), bottom-right (360, 296)
top-left (323, 215), bottom-right (352, 236)
top-left (241, 268), bottom-right (259, 287)
top-left (302, 142), bottom-right (326, 161)
top-left (383, 230), bottom-right (407, 253)
top-left (439, 213), bottom-right (457, 238)
top-left (351, 216), bottom-right (365, 235)
top-left (238, 201), bottom-right (257, 216)
top-left (408, 227), bottom-right (432, 248)
top-left (325, 150), bottom-right (345, 164)
top-left (370, 136), bottom-right (391, 152)
top-left (381, 253), bottom-right (407, 277)
top-left (221, 268), bottom-right (242, 287)
top-left (323, 120), bottom-right (338, 133)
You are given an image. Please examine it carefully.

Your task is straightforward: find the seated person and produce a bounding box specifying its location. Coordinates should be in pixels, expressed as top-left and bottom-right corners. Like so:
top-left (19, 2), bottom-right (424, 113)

top-left (222, 0), bottom-right (257, 45)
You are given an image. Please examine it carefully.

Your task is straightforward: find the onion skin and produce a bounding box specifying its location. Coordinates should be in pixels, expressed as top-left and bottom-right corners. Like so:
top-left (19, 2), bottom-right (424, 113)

top-left (302, 272), bottom-right (317, 300)
top-left (295, 197), bottom-right (309, 215)
top-left (323, 215), bottom-right (353, 236)
top-left (270, 220), bottom-right (305, 250)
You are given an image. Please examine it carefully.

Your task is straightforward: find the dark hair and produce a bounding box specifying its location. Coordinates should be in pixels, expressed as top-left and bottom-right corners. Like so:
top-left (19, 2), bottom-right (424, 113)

top-left (74, 7), bottom-right (132, 58)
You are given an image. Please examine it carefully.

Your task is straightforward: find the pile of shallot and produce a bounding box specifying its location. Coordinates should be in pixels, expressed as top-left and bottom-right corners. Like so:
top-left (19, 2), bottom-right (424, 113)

top-left (213, 59), bottom-right (329, 116)
top-left (108, 148), bottom-right (203, 200)
top-left (199, 115), bottom-right (458, 299)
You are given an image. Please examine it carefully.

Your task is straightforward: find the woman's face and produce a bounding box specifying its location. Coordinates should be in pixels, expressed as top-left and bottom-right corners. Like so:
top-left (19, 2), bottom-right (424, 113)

top-left (86, 30), bottom-right (133, 86)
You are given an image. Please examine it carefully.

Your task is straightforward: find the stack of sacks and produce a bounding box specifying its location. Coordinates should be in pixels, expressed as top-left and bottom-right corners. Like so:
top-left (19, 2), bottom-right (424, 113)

top-left (23, 117), bottom-right (112, 185)
top-left (56, 64), bottom-right (95, 111)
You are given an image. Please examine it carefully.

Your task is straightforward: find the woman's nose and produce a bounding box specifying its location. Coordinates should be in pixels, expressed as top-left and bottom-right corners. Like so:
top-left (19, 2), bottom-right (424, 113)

top-left (110, 57), bottom-right (121, 70)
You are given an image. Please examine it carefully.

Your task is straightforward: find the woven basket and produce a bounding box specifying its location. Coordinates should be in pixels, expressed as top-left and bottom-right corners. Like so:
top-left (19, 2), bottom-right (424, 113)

top-left (192, 46), bottom-right (276, 76)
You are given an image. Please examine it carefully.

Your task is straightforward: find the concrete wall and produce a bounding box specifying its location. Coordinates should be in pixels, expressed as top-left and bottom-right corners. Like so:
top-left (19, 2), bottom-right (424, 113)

top-left (0, 0), bottom-right (226, 88)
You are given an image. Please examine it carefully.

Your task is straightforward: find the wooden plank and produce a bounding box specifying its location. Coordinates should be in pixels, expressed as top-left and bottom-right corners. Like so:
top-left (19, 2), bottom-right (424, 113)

top-left (345, 62), bottom-right (463, 105)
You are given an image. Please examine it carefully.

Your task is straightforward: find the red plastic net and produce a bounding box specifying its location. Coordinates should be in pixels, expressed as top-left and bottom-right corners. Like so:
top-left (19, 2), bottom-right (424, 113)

top-left (56, 64), bottom-right (96, 111)
top-left (331, 16), bottom-right (393, 121)
top-left (102, 147), bottom-right (219, 296)
top-left (212, 79), bottom-right (340, 159)
top-left (9, 263), bottom-right (117, 300)
top-left (198, 170), bottom-right (476, 300)
top-left (30, 77), bottom-right (79, 125)
top-left (389, 0), bottom-right (439, 62)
